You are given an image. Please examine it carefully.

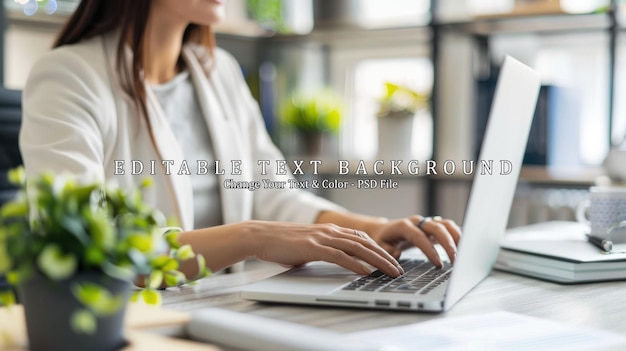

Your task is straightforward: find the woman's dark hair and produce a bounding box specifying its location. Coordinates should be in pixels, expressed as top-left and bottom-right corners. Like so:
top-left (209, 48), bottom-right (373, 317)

top-left (54, 0), bottom-right (215, 134)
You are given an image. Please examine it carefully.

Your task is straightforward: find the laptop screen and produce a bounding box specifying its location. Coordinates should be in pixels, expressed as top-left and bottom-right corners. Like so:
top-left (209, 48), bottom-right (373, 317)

top-left (444, 56), bottom-right (541, 310)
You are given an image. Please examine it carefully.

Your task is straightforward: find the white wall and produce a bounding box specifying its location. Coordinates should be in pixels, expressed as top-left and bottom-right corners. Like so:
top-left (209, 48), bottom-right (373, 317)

top-left (4, 23), bottom-right (60, 89)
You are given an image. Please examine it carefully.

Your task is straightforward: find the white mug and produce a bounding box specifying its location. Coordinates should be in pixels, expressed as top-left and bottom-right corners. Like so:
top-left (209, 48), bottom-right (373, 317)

top-left (576, 186), bottom-right (626, 242)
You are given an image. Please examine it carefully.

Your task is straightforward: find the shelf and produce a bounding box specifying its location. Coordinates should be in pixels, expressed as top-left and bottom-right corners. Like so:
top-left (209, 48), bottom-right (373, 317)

top-left (4, 1), bottom-right (273, 39)
top-left (288, 159), bottom-right (604, 187)
top-left (435, 13), bottom-right (612, 35)
top-left (517, 166), bottom-right (604, 186)
top-left (8, 4), bottom-right (614, 40)
top-left (428, 166), bottom-right (605, 187)
top-left (264, 26), bottom-right (431, 48)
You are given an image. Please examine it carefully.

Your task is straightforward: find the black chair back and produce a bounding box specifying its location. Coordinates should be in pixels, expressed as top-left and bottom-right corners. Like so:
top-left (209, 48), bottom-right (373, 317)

top-left (0, 87), bottom-right (21, 296)
top-left (0, 87), bottom-right (22, 206)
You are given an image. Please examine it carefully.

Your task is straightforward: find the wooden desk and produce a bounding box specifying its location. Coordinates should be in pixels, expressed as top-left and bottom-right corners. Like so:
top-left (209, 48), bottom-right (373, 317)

top-left (161, 261), bottom-right (626, 337)
top-left (4, 263), bottom-right (622, 350)
top-left (0, 303), bottom-right (219, 350)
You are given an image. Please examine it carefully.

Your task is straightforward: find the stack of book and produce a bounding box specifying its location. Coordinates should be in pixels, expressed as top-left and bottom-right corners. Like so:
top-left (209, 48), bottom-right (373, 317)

top-left (495, 221), bottom-right (626, 283)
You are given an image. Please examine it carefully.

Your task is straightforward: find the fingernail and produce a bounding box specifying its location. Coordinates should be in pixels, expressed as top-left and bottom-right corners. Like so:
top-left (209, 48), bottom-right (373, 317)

top-left (396, 265), bottom-right (405, 275)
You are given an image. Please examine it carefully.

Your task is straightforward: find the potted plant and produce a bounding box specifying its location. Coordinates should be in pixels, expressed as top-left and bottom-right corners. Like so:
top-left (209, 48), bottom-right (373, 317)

top-left (281, 89), bottom-right (342, 157)
top-left (246, 0), bottom-right (289, 34)
top-left (377, 82), bottom-right (429, 160)
top-left (0, 168), bottom-right (209, 351)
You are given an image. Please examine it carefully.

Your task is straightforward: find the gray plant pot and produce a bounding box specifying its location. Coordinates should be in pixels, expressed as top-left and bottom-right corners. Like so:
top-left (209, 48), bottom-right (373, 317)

top-left (19, 271), bottom-right (131, 351)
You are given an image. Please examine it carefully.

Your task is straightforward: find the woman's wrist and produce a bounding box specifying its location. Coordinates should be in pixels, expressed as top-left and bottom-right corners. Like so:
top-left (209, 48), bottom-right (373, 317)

top-left (236, 220), bottom-right (265, 260)
top-left (316, 210), bottom-right (389, 235)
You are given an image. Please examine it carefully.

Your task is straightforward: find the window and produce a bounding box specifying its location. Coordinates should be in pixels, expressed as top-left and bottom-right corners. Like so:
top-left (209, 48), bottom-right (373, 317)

top-left (345, 58), bottom-right (433, 160)
top-left (492, 32), bottom-right (610, 165)
top-left (358, 0), bottom-right (430, 28)
top-left (613, 35), bottom-right (626, 146)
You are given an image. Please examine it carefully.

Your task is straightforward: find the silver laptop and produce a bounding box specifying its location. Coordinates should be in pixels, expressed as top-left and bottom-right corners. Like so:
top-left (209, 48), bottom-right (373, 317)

top-left (241, 56), bottom-right (541, 312)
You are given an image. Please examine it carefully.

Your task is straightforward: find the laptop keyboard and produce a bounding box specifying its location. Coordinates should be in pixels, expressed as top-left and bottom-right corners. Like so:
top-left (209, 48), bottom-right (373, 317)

top-left (342, 259), bottom-right (452, 295)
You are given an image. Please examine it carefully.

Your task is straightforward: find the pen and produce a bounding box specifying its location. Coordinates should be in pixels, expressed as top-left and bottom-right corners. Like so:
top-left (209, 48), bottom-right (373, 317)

top-left (585, 234), bottom-right (613, 253)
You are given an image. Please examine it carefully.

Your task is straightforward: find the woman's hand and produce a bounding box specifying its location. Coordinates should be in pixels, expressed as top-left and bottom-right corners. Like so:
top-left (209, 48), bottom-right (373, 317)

top-left (368, 216), bottom-right (462, 267)
top-left (243, 221), bottom-right (404, 277)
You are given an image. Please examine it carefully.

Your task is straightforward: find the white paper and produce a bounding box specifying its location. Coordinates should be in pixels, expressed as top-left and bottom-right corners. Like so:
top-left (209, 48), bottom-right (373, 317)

top-left (341, 311), bottom-right (626, 351)
top-left (501, 221), bottom-right (626, 261)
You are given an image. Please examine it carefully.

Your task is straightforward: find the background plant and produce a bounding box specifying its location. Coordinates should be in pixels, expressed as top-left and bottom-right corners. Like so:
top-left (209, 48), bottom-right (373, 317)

top-left (377, 82), bottom-right (429, 118)
top-left (246, 0), bottom-right (289, 34)
top-left (0, 168), bottom-right (209, 334)
top-left (281, 89), bottom-right (343, 136)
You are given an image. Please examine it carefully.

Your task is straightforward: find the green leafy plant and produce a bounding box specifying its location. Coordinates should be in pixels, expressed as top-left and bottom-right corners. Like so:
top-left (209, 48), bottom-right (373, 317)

top-left (0, 168), bottom-right (209, 334)
top-left (246, 0), bottom-right (289, 34)
top-left (282, 89), bottom-right (343, 136)
top-left (377, 82), bottom-right (429, 118)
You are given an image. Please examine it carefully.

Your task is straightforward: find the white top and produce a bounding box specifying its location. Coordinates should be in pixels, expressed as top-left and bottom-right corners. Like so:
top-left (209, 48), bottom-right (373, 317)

top-left (19, 30), bottom-right (345, 231)
top-left (151, 70), bottom-right (223, 229)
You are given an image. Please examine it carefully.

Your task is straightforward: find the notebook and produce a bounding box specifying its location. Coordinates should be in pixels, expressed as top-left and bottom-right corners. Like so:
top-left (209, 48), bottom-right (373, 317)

top-left (495, 221), bottom-right (626, 283)
top-left (240, 55), bottom-right (541, 312)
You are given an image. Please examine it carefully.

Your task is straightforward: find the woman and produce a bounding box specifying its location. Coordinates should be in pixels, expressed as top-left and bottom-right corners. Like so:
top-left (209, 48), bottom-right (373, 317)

top-left (19, 0), bottom-right (461, 278)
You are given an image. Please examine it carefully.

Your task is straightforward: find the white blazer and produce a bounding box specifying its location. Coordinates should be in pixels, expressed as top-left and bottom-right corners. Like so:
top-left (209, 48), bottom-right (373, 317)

top-left (20, 31), bottom-right (343, 231)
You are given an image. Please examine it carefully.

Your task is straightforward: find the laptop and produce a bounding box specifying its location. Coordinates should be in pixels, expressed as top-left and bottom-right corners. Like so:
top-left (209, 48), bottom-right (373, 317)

top-left (241, 56), bottom-right (541, 312)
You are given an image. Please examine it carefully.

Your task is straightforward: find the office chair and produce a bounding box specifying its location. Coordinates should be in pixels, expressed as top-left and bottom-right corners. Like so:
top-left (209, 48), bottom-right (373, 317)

top-left (0, 87), bottom-right (22, 205)
top-left (0, 87), bottom-right (21, 298)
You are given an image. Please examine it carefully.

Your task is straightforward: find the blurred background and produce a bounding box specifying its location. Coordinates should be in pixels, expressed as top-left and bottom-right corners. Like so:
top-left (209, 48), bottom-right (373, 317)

top-left (1, 0), bottom-right (626, 227)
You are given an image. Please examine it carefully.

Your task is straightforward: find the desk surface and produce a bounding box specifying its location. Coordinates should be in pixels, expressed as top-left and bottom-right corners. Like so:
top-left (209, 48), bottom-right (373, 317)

top-left (161, 261), bottom-right (626, 336)
top-left (0, 303), bottom-right (218, 351)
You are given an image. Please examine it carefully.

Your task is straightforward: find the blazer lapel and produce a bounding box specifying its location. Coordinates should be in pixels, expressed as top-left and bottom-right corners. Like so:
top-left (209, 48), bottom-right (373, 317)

top-left (182, 46), bottom-right (250, 224)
